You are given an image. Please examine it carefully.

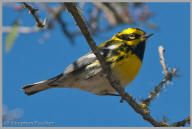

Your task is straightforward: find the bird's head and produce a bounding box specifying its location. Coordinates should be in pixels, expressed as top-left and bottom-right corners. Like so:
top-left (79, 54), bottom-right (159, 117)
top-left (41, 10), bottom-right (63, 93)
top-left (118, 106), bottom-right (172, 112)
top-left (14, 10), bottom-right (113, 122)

top-left (112, 28), bottom-right (153, 46)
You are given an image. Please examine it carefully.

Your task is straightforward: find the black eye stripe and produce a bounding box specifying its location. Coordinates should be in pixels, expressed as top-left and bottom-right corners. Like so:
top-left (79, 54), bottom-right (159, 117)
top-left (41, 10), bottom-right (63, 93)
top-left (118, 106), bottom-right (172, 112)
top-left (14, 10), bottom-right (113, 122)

top-left (116, 34), bottom-right (140, 41)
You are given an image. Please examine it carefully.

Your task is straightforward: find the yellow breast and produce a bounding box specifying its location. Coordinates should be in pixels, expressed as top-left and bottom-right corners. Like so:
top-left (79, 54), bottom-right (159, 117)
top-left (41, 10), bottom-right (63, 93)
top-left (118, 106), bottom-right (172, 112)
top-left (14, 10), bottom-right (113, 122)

top-left (111, 54), bottom-right (142, 87)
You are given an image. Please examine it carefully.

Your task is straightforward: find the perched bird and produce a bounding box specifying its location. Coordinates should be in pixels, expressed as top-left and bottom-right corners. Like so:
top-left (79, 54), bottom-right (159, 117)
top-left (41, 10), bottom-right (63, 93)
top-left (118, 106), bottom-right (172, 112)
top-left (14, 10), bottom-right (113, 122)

top-left (22, 28), bottom-right (152, 96)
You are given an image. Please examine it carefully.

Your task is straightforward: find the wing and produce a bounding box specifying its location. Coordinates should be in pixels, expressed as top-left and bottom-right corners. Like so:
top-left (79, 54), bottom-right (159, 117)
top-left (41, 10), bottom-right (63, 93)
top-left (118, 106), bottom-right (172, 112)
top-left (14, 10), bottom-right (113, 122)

top-left (63, 52), bottom-right (98, 75)
top-left (60, 40), bottom-right (124, 80)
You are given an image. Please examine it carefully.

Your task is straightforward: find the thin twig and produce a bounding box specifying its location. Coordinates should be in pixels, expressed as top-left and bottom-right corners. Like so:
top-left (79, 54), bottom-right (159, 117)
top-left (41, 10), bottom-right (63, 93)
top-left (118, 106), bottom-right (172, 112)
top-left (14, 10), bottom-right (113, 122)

top-left (40, 3), bottom-right (74, 43)
top-left (103, 3), bottom-right (125, 24)
top-left (22, 2), bottom-right (47, 28)
top-left (159, 46), bottom-right (168, 75)
top-left (169, 115), bottom-right (190, 127)
top-left (3, 26), bottom-right (41, 33)
top-left (142, 46), bottom-right (178, 106)
top-left (64, 3), bottom-right (166, 127)
top-left (93, 3), bottom-right (117, 26)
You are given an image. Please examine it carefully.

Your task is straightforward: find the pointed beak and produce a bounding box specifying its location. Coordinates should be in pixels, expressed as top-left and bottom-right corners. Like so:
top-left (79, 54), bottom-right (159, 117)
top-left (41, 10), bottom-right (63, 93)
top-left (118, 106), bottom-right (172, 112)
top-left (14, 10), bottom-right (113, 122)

top-left (141, 33), bottom-right (153, 39)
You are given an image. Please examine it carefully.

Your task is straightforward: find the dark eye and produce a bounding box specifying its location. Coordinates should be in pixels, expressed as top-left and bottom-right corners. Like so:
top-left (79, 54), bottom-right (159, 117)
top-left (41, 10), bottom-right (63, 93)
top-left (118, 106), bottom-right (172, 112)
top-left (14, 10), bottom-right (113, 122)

top-left (130, 33), bottom-right (140, 38)
top-left (116, 34), bottom-right (129, 40)
top-left (129, 33), bottom-right (136, 36)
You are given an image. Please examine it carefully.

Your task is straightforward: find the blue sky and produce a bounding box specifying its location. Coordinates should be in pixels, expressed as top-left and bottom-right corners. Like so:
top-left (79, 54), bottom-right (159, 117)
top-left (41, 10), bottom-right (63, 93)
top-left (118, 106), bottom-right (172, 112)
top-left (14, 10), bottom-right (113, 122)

top-left (2, 2), bottom-right (190, 127)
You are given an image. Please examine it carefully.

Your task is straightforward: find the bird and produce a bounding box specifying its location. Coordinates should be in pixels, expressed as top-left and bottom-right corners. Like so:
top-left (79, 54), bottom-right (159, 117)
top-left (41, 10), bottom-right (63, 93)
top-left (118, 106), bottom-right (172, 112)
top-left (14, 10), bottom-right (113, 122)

top-left (21, 28), bottom-right (152, 96)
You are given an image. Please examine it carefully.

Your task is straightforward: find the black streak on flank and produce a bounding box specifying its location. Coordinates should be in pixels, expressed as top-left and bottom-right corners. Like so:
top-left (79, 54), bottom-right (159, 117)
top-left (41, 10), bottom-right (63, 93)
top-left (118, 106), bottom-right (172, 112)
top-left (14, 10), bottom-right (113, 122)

top-left (116, 55), bottom-right (125, 62)
top-left (105, 41), bottom-right (146, 64)
top-left (117, 41), bottom-right (146, 61)
top-left (114, 44), bottom-right (146, 63)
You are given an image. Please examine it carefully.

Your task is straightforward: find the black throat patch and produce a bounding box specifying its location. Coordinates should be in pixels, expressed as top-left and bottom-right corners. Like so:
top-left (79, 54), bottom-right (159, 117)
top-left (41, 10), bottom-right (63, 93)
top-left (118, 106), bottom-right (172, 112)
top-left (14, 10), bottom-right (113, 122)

top-left (131, 41), bottom-right (146, 61)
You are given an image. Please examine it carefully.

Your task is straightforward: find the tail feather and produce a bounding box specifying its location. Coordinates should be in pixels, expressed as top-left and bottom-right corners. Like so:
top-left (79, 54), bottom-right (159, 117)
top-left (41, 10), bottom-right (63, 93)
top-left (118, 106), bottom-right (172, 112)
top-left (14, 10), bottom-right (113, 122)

top-left (22, 81), bottom-right (52, 95)
top-left (22, 73), bottom-right (63, 95)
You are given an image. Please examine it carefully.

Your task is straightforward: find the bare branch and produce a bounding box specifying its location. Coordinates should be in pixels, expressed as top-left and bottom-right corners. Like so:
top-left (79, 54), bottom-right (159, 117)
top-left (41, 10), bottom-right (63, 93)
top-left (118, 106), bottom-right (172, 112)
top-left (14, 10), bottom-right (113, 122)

top-left (142, 46), bottom-right (178, 106)
top-left (3, 26), bottom-right (41, 33)
top-left (3, 3), bottom-right (23, 11)
top-left (22, 2), bottom-right (47, 28)
top-left (93, 3), bottom-right (117, 26)
top-left (159, 46), bottom-right (168, 75)
top-left (64, 3), bottom-right (166, 127)
top-left (169, 115), bottom-right (190, 127)
top-left (40, 3), bottom-right (74, 43)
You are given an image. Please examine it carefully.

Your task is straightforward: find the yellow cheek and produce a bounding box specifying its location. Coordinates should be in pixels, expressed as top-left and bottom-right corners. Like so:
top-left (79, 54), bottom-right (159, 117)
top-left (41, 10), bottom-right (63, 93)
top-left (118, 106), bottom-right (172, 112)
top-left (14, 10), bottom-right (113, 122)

top-left (129, 36), bottom-right (135, 40)
top-left (126, 39), bottom-right (140, 46)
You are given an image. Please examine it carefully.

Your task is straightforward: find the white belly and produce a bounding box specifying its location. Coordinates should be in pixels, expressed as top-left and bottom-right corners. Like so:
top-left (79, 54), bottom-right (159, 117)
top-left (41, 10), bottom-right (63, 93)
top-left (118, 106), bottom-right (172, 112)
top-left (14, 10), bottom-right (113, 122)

top-left (56, 72), bottom-right (116, 95)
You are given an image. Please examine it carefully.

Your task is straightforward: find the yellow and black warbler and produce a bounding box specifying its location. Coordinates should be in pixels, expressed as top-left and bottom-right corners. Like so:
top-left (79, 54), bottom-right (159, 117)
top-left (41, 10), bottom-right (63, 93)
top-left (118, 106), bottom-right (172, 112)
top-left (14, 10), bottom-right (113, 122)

top-left (22, 28), bottom-right (152, 96)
